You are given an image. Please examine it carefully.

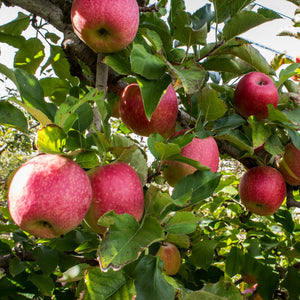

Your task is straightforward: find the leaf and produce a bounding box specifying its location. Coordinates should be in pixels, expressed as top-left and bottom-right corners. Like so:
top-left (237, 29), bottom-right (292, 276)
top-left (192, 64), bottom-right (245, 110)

top-left (202, 281), bottom-right (243, 300)
top-left (281, 267), bottom-right (300, 300)
top-left (33, 246), bottom-right (59, 276)
top-left (36, 124), bottom-right (66, 153)
top-left (248, 118), bottom-right (272, 147)
top-left (197, 86), bottom-right (227, 121)
top-left (98, 212), bottom-right (164, 270)
top-left (165, 211), bottom-right (198, 234)
top-left (0, 12), bottom-right (30, 35)
top-left (223, 10), bottom-right (281, 41)
top-left (130, 44), bottom-right (166, 80)
top-left (9, 257), bottom-right (27, 277)
top-left (0, 101), bottom-right (28, 132)
top-left (213, 114), bottom-right (245, 131)
top-left (104, 50), bottom-right (132, 75)
top-left (0, 62), bottom-right (17, 86)
top-left (172, 170), bottom-right (221, 207)
top-left (14, 38), bottom-right (45, 74)
top-left (190, 239), bottom-right (218, 270)
top-left (274, 209), bottom-right (294, 233)
top-left (14, 68), bottom-right (56, 121)
top-left (135, 255), bottom-right (176, 300)
top-left (167, 60), bottom-right (205, 94)
top-left (225, 247), bottom-right (245, 277)
top-left (29, 273), bottom-right (55, 296)
top-left (215, 129), bottom-right (254, 154)
top-left (57, 263), bottom-right (90, 283)
top-left (264, 133), bottom-right (284, 156)
top-left (136, 74), bottom-right (172, 120)
top-left (184, 290), bottom-right (226, 300)
top-left (75, 151), bottom-right (100, 169)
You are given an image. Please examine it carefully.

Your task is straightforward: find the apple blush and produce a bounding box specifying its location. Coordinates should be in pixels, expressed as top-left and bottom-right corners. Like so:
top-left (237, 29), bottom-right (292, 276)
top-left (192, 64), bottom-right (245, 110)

top-left (162, 130), bottom-right (219, 187)
top-left (8, 154), bottom-right (92, 239)
top-left (119, 83), bottom-right (178, 138)
top-left (239, 166), bottom-right (286, 216)
top-left (85, 161), bottom-right (144, 233)
top-left (234, 72), bottom-right (278, 120)
top-left (71, 0), bottom-right (139, 53)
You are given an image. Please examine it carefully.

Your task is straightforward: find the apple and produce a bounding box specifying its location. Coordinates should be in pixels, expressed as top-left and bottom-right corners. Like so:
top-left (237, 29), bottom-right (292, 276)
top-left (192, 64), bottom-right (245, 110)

top-left (119, 83), bottom-right (178, 138)
top-left (155, 242), bottom-right (181, 276)
top-left (278, 143), bottom-right (300, 186)
top-left (162, 130), bottom-right (219, 187)
top-left (234, 72), bottom-right (279, 120)
top-left (8, 154), bottom-right (92, 239)
top-left (85, 161), bottom-right (144, 233)
top-left (239, 166), bottom-right (286, 216)
top-left (71, 0), bottom-right (139, 53)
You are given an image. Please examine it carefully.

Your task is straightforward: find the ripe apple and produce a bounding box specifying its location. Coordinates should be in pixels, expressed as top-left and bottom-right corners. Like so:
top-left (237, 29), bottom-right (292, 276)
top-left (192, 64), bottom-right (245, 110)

top-left (239, 166), bottom-right (286, 216)
top-left (278, 143), bottom-right (300, 186)
top-left (71, 0), bottom-right (139, 53)
top-left (119, 83), bottom-right (178, 138)
top-left (234, 72), bottom-right (279, 120)
top-left (155, 242), bottom-right (181, 276)
top-left (85, 161), bottom-right (144, 233)
top-left (8, 154), bottom-right (92, 239)
top-left (162, 130), bottom-right (219, 187)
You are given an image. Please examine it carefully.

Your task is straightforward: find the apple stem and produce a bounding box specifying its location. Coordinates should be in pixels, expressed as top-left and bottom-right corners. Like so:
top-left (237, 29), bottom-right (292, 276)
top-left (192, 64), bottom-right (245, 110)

top-left (91, 53), bottom-right (108, 132)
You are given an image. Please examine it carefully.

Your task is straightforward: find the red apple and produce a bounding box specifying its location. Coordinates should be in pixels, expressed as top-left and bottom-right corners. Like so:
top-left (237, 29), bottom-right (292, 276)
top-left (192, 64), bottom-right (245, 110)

top-left (162, 130), bottom-right (219, 187)
top-left (85, 161), bottom-right (144, 233)
top-left (239, 166), bottom-right (286, 216)
top-left (8, 154), bottom-right (92, 239)
top-left (278, 143), bottom-right (300, 186)
top-left (119, 83), bottom-right (178, 138)
top-left (234, 72), bottom-right (278, 120)
top-left (71, 0), bottom-right (139, 53)
top-left (155, 242), bottom-right (181, 276)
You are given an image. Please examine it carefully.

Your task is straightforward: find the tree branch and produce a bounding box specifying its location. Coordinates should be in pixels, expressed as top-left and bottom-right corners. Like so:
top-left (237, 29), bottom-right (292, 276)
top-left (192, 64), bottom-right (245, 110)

top-left (286, 185), bottom-right (300, 209)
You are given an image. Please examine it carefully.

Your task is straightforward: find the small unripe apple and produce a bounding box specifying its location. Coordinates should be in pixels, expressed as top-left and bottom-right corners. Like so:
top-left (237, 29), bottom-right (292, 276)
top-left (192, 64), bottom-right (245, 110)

top-left (119, 83), bottom-right (178, 138)
top-left (71, 0), bottom-right (139, 53)
top-left (155, 242), bottom-right (181, 276)
top-left (85, 162), bottom-right (144, 233)
top-left (234, 72), bottom-right (279, 120)
top-left (239, 166), bottom-right (286, 216)
top-left (162, 130), bottom-right (219, 186)
top-left (8, 154), bottom-right (92, 239)
top-left (278, 143), bottom-right (300, 186)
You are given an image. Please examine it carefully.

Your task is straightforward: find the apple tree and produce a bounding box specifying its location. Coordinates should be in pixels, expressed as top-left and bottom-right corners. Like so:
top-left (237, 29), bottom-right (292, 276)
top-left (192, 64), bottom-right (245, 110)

top-left (0, 0), bottom-right (300, 299)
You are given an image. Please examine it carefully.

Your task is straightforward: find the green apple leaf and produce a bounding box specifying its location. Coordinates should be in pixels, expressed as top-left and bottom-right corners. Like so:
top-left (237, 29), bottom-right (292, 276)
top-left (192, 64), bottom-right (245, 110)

top-left (202, 281), bottom-right (243, 300)
top-left (167, 60), bottom-right (206, 94)
top-left (130, 43), bottom-right (167, 80)
top-left (98, 212), bottom-right (164, 271)
top-left (75, 151), bottom-right (100, 169)
top-left (223, 10), bottom-right (281, 41)
top-left (197, 86), bottom-right (227, 121)
top-left (248, 118), bottom-right (272, 147)
top-left (184, 290), bottom-right (227, 300)
top-left (33, 246), bottom-right (59, 276)
top-left (281, 267), bottom-right (300, 300)
top-left (273, 209), bottom-right (294, 234)
top-left (215, 129), bottom-right (254, 154)
top-left (225, 247), bottom-right (245, 277)
top-left (213, 114), bottom-right (245, 131)
top-left (29, 273), bottom-right (55, 296)
top-left (0, 12), bottom-right (30, 35)
top-left (104, 50), bottom-right (132, 75)
top-left (165, 211), bottom-right (198, 234)
top-left (14, 38), bottom-right (45, 74)
top-left (172, 170), bottom-right (221, 207)
top-left (135, 255), bottom-right (176, 300)
top-left (14, 68), bottom-right (56, 121)
top-left (264, 132), bottom-right (284, 156)
top-left (136, 74), bottom-right (172, 120)
top-left (36, 124), bottom-right (66, 153)
top-left (0, 101), bottom-right (28, 132)
top-left (190, 238), bottom-right (218, 270)
top-left (9, 257), bottom-right (27, 277)
top-left (85, 267), bottom-right (136, 300)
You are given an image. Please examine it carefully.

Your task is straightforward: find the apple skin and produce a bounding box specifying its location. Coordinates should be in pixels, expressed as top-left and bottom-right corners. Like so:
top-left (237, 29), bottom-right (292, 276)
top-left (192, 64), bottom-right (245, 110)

top-left (71, 0), bottom-right (139, 53)
top-left (239, 166), bottom-right (286, 216)
top-left (85, 162), bottom-right (144, 233)
top-left (162, 130), bottom-right (219, 187)
top-left (234, 72), bottom-right (279, 120)
top-left (278, 143), bottom-right (300, 186)
top-left (155, 242), bottom-right (181, 276)
top-left (119, 83), bottom-right (178, 138)
top-left (8, 154), bottom-right (92, 239)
